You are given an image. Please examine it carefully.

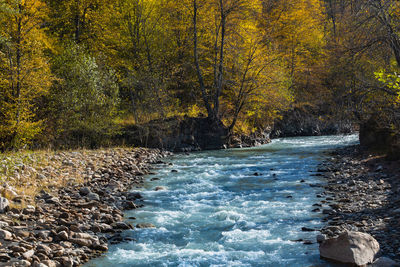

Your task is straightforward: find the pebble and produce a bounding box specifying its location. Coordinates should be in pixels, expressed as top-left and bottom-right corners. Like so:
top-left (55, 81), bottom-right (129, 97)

top-left (0, 229), bottom-right (12, 240)
top-left (0, 198), bottom-right (9, 214)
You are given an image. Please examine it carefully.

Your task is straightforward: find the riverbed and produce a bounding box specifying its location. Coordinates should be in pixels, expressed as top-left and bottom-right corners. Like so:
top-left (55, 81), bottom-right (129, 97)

top-left (86, 135), bottom-right (358, 267)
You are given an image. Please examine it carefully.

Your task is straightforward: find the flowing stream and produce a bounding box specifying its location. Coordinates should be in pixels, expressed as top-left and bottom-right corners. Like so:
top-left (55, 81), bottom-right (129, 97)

top-left (86, 135), bottom-right (358, 267)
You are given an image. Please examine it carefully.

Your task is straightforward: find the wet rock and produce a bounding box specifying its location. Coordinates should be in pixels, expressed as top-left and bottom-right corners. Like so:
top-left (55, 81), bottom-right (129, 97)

top-left (319, 231), bottom-right (380, 266)
top-left (92, 243), bottom-right (108, 251)
top-left (317, 234), bottom-right (326, 243)
top-left (155, 186), bottom-right (166, 191)
top-left (111, 222), bottom-right (132, 230)
top-left (127, 192), bottom-right (142, 200)
top-left (301, 227), bottom-right (317, 232)
top-left (136, 223), bottom-right (156, 229)
top-left (123, 201), bottom-right (138, 210)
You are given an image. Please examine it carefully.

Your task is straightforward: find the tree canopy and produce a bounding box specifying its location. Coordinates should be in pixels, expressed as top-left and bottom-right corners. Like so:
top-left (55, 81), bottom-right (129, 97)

top-left (0, 0), bottom-right (399, 150)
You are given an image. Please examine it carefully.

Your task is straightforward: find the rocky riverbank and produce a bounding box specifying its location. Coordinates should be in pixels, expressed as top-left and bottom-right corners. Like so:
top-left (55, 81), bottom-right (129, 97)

top-left (316, 145), bottom-right (400, 264)
top-left (0, 148), bottom-right (170, 267)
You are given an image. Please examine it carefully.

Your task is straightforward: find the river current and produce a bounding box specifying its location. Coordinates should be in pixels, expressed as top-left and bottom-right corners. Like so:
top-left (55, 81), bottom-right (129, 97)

top-left (86, 135), bottom-right (358, 267)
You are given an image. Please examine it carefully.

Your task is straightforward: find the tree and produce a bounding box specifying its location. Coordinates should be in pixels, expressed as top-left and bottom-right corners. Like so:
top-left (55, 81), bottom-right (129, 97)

top-left (193, 0), bottom-right (293, 133)
top-left (0, 0), bottom-right (52, 150)
top-left (261, 0), bottom-right (326, 100)
top-left (48, 44), bottom-right (119, 147)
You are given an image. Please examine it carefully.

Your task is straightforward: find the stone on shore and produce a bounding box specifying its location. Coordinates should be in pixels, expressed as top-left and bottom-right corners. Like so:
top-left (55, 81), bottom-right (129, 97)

top-left (0, 197), bottom-right (9, 213)
top-left (0, 229), bottom-right (12, 240)
top-left (372, 257), bottom-right (400, 267)
top-left (319, 231), bottom-right (380, 266)
top-left (0, 147), bottom-right (169, 265)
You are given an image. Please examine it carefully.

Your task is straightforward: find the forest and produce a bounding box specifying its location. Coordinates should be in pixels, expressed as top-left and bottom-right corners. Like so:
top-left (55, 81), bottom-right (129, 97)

top-left (1, 0), bottom-right (400, 150)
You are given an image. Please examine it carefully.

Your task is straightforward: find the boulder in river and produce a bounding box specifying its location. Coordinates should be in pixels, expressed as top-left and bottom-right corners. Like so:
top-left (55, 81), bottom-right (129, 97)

top-left (136, 223), bottom-right (156, 229)
top-left (319, 231), bottom-right (380, 266)
top-left (155, 186), bottom-right (166, 191)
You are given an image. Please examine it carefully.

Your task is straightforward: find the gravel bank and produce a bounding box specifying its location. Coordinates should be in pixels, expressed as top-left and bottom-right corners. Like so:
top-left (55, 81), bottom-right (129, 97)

top-left (0, 148), bottom-right (170, 267)
top-left (317, 145), bottom-right (400, 262)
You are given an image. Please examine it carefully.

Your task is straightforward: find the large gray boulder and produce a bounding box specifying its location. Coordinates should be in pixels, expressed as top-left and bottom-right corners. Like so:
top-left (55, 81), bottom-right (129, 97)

top-left (319, 231), bottom-right (380, 266)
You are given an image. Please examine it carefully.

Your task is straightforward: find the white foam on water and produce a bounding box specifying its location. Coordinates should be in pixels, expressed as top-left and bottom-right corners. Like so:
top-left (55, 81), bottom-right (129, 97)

top-left (86, 134), bottom-right (359, 267)
top-left (221, 229), bottom-right (272, 242)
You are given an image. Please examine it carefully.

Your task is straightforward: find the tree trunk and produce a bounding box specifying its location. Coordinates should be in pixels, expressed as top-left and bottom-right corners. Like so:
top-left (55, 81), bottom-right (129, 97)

top-left (15, 15), bottom-right (22, 126)
top-left (214, 0), bottom-right (226, 117)
top-left (193, 0), bottom-right (214, 119)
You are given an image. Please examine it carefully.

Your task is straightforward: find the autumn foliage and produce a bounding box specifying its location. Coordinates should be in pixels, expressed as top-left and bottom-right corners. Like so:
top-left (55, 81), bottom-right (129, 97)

top-left (0, 0), bottom-right (399, 150)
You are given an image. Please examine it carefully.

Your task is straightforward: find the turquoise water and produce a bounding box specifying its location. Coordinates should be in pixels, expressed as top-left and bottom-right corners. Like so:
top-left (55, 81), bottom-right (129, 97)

top-left (86, 135), bottom-right (358, 267)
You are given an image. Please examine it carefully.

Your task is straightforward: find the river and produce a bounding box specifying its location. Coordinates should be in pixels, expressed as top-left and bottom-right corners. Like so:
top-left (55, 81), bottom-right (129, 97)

top-left (86, 135), bottom-right (358, 267)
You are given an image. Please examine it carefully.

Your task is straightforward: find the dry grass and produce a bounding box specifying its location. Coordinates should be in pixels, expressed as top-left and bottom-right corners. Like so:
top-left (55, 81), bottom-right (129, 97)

top-left (0, 147), bottom-right (135, 206)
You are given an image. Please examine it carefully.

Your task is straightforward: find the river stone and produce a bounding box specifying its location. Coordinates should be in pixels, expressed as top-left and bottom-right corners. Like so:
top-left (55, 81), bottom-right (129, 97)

top-left (0, 253), bottom-right (11, 262)
top-left (111, 222), bottom-right (132, 230)
top-left (22, 249), bottom-right (35, 260)
top-left (79, 187), bottom-right (91, 196)
top-left (319, 231), bottom-right (380, 266)
top-left (0, 229), bottom-right (12, 240)
top-left (136, 223), bottom-right (156, 229)
top-left (317, 234), bottom-right (326, 243)
top-left (87, 192), bottom-right (100, 201)
top-left (32, 262), bottom-right (48, 267)
top-left (155, 186), bottom-right (166, 191)
top-left (23, 205), bottom-right (36, 214)
top-left (0, 197), bottom-right (9, 213)
top-left (70, 238), bottom-right (92, 247)
top-left (6, 259), bottom-right (31, 267)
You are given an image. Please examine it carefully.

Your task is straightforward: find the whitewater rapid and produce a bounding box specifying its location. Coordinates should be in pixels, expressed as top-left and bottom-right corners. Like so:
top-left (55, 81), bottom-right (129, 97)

top-left (86, 135), bottom-right (358, 267)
